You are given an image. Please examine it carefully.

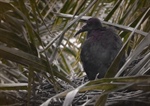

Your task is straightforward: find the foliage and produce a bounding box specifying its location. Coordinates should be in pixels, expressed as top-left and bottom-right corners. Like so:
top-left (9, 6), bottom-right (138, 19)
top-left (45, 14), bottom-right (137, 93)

top-left (0, 0), bottom-right (149, 106)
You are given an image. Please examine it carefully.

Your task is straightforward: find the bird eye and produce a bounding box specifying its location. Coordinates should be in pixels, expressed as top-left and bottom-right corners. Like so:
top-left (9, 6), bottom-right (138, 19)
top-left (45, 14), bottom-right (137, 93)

top-left (87, 22), bottom-right (90, 25)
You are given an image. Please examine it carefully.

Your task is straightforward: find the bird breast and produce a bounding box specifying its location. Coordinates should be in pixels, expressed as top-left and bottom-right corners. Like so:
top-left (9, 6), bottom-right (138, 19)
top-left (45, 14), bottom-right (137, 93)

top-left (80, 38), bottom-right (112, 65)
top-left (80, 28), bottom-right (122, 67)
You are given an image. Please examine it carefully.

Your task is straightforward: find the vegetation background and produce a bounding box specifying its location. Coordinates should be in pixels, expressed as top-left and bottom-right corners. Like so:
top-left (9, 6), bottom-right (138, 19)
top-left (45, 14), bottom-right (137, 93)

top-left (0, 0), bottom-right (149, 106)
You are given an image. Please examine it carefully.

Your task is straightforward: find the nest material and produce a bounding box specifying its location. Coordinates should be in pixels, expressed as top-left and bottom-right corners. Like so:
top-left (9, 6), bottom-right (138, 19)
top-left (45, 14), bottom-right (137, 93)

top-left (0, 76), bottom-right (150, 106)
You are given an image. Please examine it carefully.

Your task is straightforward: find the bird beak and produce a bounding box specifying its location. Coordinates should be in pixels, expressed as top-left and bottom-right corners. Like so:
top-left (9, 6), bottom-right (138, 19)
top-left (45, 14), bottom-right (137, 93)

top-left (74, 24), bottom-right (88, 37)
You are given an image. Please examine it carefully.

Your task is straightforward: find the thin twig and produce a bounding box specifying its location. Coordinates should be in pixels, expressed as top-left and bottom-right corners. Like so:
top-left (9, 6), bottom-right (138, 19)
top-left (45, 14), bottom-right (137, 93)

top-left (54, 12), bottom-right (148, 36)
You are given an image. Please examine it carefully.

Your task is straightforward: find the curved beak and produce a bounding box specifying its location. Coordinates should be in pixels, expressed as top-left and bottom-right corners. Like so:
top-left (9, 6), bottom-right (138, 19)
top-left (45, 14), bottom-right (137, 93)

top-left (74, 24), bottom-right (88, 37)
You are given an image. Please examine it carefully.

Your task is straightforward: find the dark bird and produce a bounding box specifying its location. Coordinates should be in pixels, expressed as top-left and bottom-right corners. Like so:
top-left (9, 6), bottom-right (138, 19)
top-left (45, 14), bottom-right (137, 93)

top-left (75, 18), bottom-right (125, 80)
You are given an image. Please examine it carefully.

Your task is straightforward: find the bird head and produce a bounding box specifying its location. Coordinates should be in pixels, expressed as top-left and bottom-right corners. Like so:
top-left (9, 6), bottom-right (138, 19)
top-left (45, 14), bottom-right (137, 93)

top-left (74, 18), bottom-right (102, 36)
